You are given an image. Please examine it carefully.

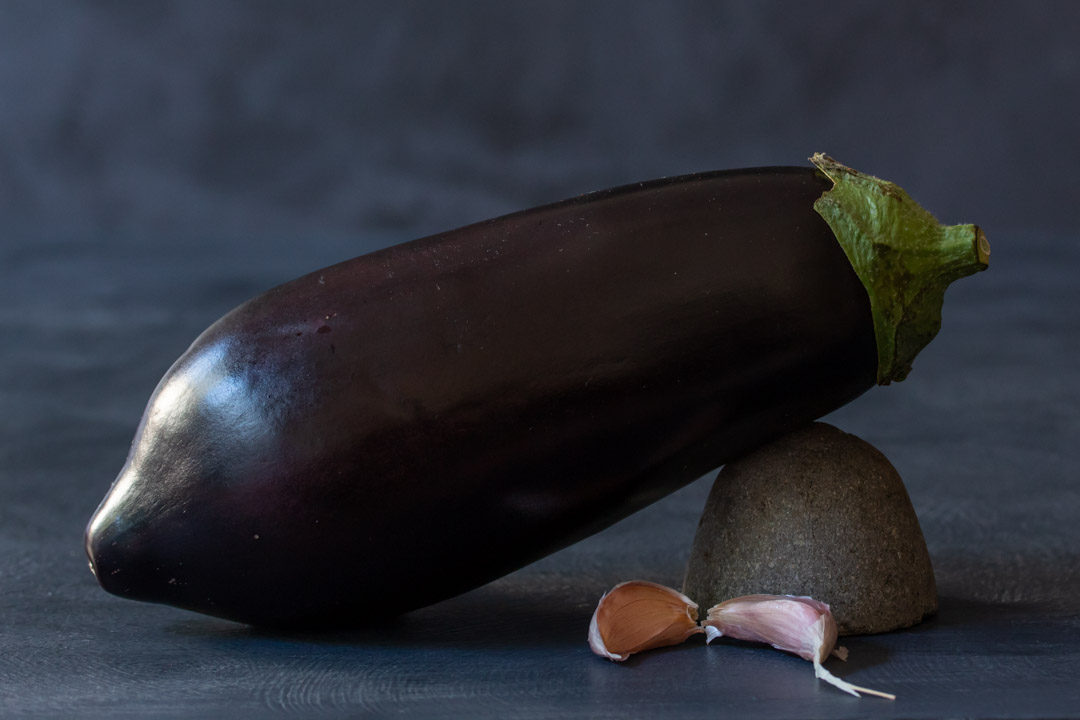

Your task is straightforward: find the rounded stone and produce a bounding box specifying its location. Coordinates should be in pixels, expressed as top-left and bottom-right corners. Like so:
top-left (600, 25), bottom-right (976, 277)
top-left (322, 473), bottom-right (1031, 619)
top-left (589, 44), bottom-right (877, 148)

top-left (682, 422), bottom-right (937, 635)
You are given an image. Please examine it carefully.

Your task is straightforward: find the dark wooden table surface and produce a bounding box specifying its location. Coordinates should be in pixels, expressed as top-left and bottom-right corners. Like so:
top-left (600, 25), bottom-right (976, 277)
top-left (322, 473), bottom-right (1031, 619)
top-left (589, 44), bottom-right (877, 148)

top-left (2, 228), bottom-right (1077, 719)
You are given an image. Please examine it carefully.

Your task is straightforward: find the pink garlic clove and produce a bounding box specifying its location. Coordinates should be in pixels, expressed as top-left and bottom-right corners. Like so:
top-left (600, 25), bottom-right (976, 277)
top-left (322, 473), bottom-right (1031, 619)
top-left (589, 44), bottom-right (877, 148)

top-left (703, 594), bottom-right (840, 662)
top-left (704, 594), bottom-right (894, 700)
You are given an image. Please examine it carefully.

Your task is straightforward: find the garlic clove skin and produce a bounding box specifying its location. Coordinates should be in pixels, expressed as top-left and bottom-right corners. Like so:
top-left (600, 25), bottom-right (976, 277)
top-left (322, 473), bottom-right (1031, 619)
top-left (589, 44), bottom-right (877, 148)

top-left (589, 580), bottom-right (705, 661)
top-left (704, 594), bottom-right (839, 662)
top-left (704, 594), bottom-right (894, 700)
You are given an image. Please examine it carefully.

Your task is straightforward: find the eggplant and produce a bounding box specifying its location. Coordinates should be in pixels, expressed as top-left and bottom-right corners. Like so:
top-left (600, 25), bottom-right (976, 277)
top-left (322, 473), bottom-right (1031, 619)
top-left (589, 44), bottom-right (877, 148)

top-left (85, 155), bottom-right (988, 627)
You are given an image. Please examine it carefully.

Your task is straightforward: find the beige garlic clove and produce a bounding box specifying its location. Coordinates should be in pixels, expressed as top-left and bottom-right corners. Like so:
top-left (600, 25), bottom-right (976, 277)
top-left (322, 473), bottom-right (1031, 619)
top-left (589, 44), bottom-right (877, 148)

top-left (704, 594), bottom-right (895, 700)
top-left (588, 580), bottom-right (705, 661)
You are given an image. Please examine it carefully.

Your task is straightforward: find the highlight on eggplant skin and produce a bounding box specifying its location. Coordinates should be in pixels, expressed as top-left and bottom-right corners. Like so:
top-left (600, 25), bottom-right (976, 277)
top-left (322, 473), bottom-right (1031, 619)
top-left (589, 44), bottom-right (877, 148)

top-left (84, 160), bottom-right (980, 628)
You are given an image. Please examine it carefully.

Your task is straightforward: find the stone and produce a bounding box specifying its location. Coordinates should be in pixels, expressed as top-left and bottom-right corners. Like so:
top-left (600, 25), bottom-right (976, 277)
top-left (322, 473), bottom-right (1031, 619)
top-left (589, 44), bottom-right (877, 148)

top-left (682, 422), bottom-right (937, 635)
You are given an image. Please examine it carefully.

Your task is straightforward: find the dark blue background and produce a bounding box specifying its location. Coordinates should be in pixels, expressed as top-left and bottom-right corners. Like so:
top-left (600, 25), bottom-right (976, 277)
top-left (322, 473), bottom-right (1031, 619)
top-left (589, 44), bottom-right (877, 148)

top-left (3, 1), bottom-right (1077, 244)
top-left (2, 2), bottom-right (1078, 717)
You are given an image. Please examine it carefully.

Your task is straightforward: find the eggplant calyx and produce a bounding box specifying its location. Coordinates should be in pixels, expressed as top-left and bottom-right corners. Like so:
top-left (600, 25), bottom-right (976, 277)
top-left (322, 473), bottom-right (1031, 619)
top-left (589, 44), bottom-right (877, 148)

top-left (810, 153), bottom-right (990, 385)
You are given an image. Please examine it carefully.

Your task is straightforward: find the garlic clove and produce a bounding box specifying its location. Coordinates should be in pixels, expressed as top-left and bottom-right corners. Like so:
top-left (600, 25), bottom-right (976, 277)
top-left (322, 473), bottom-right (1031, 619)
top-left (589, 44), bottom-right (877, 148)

top-left (704, 594), bottom-right (839, 662)
top-left (588, 580), bottom-right (705, 661)
top-left (705, 594), bottom-right (894, 700)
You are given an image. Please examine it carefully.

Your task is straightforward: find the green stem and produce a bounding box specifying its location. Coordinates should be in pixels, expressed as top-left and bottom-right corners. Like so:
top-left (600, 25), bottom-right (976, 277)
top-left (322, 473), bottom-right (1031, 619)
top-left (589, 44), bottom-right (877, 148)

top-left (810, 153), bottom-right (990, 385)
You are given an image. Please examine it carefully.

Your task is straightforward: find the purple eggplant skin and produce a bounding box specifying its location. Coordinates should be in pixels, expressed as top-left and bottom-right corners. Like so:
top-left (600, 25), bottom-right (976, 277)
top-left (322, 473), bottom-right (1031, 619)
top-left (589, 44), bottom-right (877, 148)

top-left (85, 167), bottom-right (876, 628)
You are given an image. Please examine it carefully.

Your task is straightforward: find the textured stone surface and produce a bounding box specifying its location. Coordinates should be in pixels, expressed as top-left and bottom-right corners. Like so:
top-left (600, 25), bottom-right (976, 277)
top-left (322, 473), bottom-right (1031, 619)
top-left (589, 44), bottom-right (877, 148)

top-left (682, 422), bottom-right (937, 635)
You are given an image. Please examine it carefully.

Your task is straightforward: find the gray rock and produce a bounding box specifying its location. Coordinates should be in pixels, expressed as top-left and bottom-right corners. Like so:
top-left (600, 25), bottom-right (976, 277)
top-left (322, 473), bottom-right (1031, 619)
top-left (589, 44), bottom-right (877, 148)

top-left (682, 422), bottom-right (937, 635)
